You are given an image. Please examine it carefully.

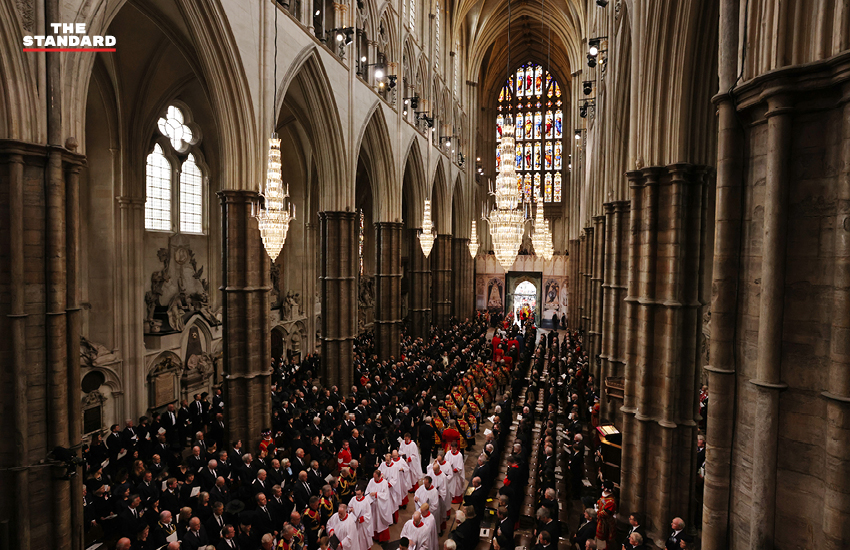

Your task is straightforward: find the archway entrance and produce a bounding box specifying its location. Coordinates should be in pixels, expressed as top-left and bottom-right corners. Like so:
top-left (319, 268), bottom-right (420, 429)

top-left (505, 271), bottom-right (543, 326)
top-left (513, 281), bottom-right (537, 324)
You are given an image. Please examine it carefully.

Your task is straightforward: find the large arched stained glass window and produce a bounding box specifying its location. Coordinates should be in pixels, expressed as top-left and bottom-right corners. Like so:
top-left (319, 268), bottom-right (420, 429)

top-left (496, 62), bottom-right (563, 203)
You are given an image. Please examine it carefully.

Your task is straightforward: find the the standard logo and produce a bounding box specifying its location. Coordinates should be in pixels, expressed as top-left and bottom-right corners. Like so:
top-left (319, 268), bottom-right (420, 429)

top-left (23, 23), bottom-right (116, 52)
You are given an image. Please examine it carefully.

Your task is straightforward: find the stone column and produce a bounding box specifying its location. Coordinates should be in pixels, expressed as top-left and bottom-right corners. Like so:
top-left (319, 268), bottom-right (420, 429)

top-left (619, 165), bottom-right (712, 538)
top-left (582, 227), bottom-right (594, 333)
top-left (319, 211), bottom-right (357, 392)
top-left (591, 215), bottom-right (606, 380)
top-left (569, 239), bottom-right (580, 327)
top-left (822, 82), bottom-right (850, 550)
top-left (5, 152), bottom-right (30, 550)
top-left (431, 234), bottom-right (452, 327)
top-left (749, 95), bottom-right (792, 550)
top-left (218, 190), bottom-right (272, 448)
top-left (407, 229), bottom-right (431, 339)
top-left (574, 232), bottom-right (587, 332)
top-left (452, 237), bottom-right (473, 320)
top-left (601, 202), bottom-right (629, 424)
top-left (701, 69), bottom-right (744, 550)
top-left (65, 161), bottom-right (84, 550)
top-left (374, 222), bottom-right (403, 361)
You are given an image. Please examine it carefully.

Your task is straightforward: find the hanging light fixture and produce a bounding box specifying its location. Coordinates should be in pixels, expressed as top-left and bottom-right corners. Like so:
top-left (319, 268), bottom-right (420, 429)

top-left (468, 220), bottom-right (479, 258)
top-left (255, 2), bottom-right (295, 262)
top-left (531, 193), bottom-right (554, 261)
top-left (483, 0), bottom-right (526, 271)
top-left (419, 199), bottom-right (436, 257)
top-left (256, 135), bottom-right (295, 262)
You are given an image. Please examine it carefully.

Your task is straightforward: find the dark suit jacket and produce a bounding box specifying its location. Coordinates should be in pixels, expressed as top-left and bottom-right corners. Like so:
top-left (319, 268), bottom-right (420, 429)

top-left (181, 527), bottom-right (210, 550)
top-left (293, 481), bottom-right (312, 511)
top-left (205, 513), bottom-right (226, 542)
top-left (160, 489), bottom-right (181, 516)
top-left (198, 468), bottom-right (219, 492)
top-left (210, 485), bottom-right (231, 505)
top-left (463, 486), bottom-right (487, 518)
top-left (216, 538), bottom-right (239, 550)
top-left (574, 518), bottom-right (596, 550)
top-left (665, 531), bottom-right (684, 550)
top-left (253, 506), bottom-right (275, 537)
top-left (451, 518), bottom-right (480, 547)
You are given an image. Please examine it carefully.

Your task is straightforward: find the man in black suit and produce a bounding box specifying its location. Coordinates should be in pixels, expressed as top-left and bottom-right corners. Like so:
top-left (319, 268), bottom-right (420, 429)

top-left (268, 485), bottom-right (293, 532)
top-left (161, 404), bottom-right (180, 444)
top-left (199, 459), bottom-right (220, 492)
top-left (190, 394), bottom-right (206, 434)
top-left (306, 461), bottom-right (324, 495)
top-left (216, 524), bottom-right (238, 550)
top-left (623, 512), bottom-right (647, 549)
top-left (418, 418), bottom-right (435, 469)
top-left (533, 531), bottom-right (554, 550)
top-left (151, 510), bottom-right (178, 549)
top-left (105, 424), bottom-right (123, 462)
top-left (665, 517), bottom-right (686, 550)
top-left (210, 476), bottom-right (231, 505)
top-left (572, 509), bottom-right (596, 550)
top-left (180, 517), bottom-right (210, 550)
top-left (136, 470), bottom-right (159, 506)
top-left (494, 506), bottom-right (515, 550)
top-left (118, 495), bottom-right (145, 539)
top-left (290, 448), bottom-right (308, 475)
top-left (210, 413), bottom-right (227, 450)
top-left (463, 476), bottom-right (487, 519)
top-left (293, 471), bottom-right (312, 510)
top-left (160, 479), bottom-right (182, 517)
top-left (121, 419), bottom-right (139, 454)
top-left (205, 502), bottom-right (227, 543)
top-left (178, 400), bottom-right (193, 445)
top-left (267, 459), bottom-right (286, 487)
top-left (450, 507), bottom-right (479, 548)
top-left (251, 470), bottom-right (272, 499)
top-left (252, 493), bottom-right (276, 538)
top-left (187, 446), bottom-right (205, 473)
top-left (534, 506), bottom-right (559, 544)
top-left (569, 445), bottom-right (585, 499)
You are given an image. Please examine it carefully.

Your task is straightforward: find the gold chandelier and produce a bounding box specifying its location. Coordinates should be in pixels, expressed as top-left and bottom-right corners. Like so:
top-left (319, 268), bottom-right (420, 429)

top-left (531, 193), bottom-right (554, 261)
top-left (256, 134), bottom-right (295, 262)
top-left (468, 220), bottom-right (479, 258)
top-left (419, 199), bottom-right (436, 257)
top-left (485, 120), bottom-right (527, 270)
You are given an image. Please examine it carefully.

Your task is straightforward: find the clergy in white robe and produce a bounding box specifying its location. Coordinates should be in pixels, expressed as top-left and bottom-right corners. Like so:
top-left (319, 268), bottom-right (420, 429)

top-left (390, 450), bottom-right (411, 504)
top-left (413, 477), bottom-right (441, 515)
top-left (445, 444), bottom-right (466, 503)
top-left (378, 454), bottom-right (405, 509)
top-left (425, 462), bottom-right (449, 529)
top-left (432, 451), bottom-right (454, 506)
top-left (399, 435), bottom-right (423, 490)
top-left (366, 470), bottom-right (393, 542)
top-left (399, 511), bottom-right (431, 550)
top-left (348, 488), bottom-right (374, 550)
top-left (325, 504), bottom-right (363, 550)
top-left (418, 502), bottom-right (440, 550)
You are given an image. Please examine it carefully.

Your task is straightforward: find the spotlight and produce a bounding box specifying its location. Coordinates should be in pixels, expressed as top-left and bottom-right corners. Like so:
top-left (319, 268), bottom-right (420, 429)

top-left (579, 105), bottom-right (588, 118)
top-left (404, 99), bottom-right (409, 105)
top-left (589, 45), bottom-right (599, 57)
top-left (583, 81), bottom-right (593, 95)
top-left (361, 56), bottom-right (367, 63)
top-left (379, 82), bottom-right (384, 88)
top-left (386, 75), bottom-right (397, 89)
top-left (336, 33), bottom-right (344, 42)
top-left (315, 9), bottom-right (321, 15)
top-left (568, 163), bottom-right (572, 169)
top-left (375, 68), bottom-right (384, 78)
top-left (575, 130), bottom-right (581, 140)
top-left (596, 0), bottom-right (609, 6)
top-left (587, 54), bottom-right (596, 68)
top-left (446, 140), bottom-right (452, 147)
top-left (476, 157), bottom-right (481, 162)
top-left (404, 110), bottom-right (408, 115)
top-left (410, 97), bottom-right (419, 109)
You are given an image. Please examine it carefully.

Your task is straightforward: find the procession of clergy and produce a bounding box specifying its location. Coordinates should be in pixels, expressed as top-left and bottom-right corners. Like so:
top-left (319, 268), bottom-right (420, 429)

top-left (328, 438), bottom-right (467, 550)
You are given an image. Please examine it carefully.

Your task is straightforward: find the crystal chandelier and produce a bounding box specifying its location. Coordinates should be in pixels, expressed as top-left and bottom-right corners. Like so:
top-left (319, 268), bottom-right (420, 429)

top-left (256, 133), bottom-right (295, 262)
top-left (531, 193), bottom-right (554, 261)
top-left (419, 199), bottom-right (436, 257)
top-left (468, 220), bottom-right (479, 258)
top-left (484, 119), bottom-right (527, 270)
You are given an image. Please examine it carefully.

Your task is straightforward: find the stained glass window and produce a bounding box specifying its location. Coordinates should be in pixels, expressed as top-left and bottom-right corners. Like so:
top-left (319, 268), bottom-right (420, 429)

top-left (496, 63), bottom-right (564, 203)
